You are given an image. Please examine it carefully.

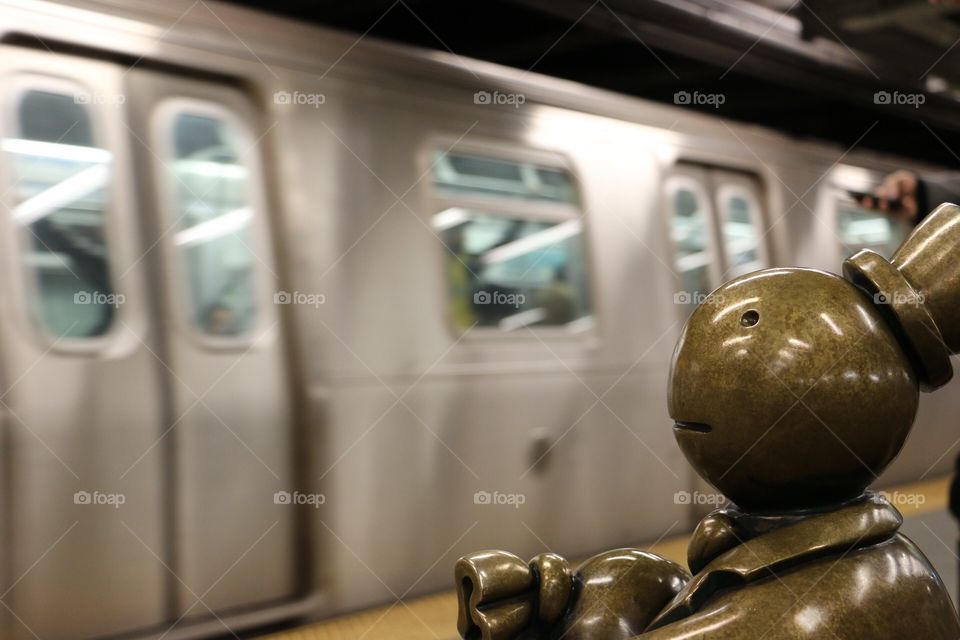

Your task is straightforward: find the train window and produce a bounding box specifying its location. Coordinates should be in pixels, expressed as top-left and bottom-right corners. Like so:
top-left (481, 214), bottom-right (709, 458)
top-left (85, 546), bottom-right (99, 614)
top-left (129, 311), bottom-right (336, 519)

top-left (666, 179), bottom-right (714, 312)
top-left (433, 208), bottom-right (591, 331)
top-left (163, 111), bottom-right (258, 336)
top-left (433, 151), bottom-right (576, 204)
top-left (5, 88), bottom-right (117, 338)
top-left (718, 186), bottom-right (764, 277)
top-left (837, 203), bottom-right (907, 259)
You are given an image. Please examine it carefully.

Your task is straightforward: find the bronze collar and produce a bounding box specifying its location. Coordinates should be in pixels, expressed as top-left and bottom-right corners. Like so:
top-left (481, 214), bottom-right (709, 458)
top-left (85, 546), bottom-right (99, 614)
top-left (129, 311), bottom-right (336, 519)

top-left (647, 492), bottom-right (902, 631)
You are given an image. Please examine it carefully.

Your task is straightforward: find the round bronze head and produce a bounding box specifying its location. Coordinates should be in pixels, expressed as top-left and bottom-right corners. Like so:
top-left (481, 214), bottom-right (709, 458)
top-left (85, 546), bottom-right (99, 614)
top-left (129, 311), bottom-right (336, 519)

top-left (668, 268), bottom-right (919, 511)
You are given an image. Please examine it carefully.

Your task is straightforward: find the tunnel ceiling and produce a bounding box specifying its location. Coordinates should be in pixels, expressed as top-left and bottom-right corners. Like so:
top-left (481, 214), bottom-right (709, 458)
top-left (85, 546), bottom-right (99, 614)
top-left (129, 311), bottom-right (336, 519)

top-left (225, 0), bottom-right (960, 167)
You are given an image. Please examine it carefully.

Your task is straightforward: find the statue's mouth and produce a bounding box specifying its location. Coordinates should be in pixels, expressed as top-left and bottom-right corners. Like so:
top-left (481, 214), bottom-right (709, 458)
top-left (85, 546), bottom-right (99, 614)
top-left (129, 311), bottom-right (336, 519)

top-left (673, 420), bottom-right (712, 433)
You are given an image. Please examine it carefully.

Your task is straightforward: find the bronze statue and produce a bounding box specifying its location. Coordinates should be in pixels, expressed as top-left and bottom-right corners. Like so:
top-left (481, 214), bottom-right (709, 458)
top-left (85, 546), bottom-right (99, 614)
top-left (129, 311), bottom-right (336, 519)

top-left (455, 203), bottom-right (960, 639)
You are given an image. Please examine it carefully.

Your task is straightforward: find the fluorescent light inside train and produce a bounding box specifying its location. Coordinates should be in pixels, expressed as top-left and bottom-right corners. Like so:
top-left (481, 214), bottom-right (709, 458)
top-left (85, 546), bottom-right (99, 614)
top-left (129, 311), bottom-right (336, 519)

top-left (175, 207), bottom-right (252, 247)
top-left (482, 219), bottom-right (582, 265)
top-left (176, 160), bottom-right (247, 179)
top-left (12, 164), bottom-right (109, 226)
top-left (2, 138), bottom-right (112, 164)
top-left (432, 207), bottom-right (470, 231)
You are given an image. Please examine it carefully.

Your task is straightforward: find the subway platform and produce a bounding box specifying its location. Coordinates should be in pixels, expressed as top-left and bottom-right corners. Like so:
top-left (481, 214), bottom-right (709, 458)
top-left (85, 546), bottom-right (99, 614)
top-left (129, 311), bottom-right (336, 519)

top-left (262, 475), bottom-right (959, 640)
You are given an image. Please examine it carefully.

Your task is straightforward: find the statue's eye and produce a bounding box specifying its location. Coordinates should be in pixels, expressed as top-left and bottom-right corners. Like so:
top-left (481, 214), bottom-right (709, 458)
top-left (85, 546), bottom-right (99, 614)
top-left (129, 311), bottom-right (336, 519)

top-left (740, 310), bottom-right (760, 327)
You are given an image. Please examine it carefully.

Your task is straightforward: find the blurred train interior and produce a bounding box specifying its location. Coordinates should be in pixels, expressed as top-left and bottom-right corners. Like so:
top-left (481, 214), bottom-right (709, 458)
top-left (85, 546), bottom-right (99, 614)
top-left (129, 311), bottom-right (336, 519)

top-left (0, 0), bottom-right (958, 638)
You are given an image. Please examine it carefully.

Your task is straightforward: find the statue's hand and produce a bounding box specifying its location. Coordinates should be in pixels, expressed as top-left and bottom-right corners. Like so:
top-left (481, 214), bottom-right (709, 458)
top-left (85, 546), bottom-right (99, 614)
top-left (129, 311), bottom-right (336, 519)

top-left (556, 549), bottom-right (690, 640)
top-left (455, 551), bottom-right (572, 640)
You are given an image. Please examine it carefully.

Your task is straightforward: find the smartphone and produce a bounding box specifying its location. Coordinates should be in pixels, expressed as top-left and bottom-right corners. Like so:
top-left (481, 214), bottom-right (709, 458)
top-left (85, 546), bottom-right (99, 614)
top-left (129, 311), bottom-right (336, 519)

top-left (847, 189), bottom-right (903, 211)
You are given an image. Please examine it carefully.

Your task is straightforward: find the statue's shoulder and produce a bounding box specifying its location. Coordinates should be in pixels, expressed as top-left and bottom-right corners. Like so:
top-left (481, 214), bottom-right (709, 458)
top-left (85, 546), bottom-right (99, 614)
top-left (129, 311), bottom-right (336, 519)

top-left (641, 533), bottom-right (959, 639)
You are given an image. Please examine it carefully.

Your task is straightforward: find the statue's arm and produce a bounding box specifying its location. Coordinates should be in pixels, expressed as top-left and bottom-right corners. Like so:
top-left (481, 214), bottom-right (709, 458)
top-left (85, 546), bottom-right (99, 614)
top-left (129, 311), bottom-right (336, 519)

top-left (455, 549), bottom-right (690, 640)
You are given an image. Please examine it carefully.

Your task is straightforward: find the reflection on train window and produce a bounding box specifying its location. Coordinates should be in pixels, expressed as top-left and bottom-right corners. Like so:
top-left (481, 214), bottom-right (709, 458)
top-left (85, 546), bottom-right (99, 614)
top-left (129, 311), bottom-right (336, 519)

top-left (667, 184), bottom-right (713, 311)
top-left (433, 208), bottom-right (592, 332)
top-left (837, 204), bottom-right (907, 259)
top-left (719, 191), bottom-right (764, 278)
top-left (432, 151), bottom-right (576, 203)
top-left (5, 89), bottom-right (116, 338)
top-left (167, 112), bottom-right (258, 336)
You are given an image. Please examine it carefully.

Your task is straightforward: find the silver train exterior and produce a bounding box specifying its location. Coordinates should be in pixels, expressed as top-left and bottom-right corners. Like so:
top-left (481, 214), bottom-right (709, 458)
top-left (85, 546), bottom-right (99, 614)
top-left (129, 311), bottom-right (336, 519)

top-left (0, 1), bottom-right (955, 638)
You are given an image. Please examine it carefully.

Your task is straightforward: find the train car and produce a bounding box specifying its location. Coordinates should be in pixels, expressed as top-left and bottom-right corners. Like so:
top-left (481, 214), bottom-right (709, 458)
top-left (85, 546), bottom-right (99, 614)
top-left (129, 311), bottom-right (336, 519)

top-left (0, 0), bottom-right (956, 638)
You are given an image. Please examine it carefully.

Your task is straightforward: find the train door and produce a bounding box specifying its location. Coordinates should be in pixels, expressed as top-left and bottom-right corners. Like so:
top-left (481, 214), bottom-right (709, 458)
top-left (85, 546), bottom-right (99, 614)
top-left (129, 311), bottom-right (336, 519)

top-left (123, 71), bottom-right (298, 620)
top-left (663, 165), bottom-right (723, 317)
top-left (709, 170), bottom-right (769, 281)
top-left (664, 164), bottom-right (770, 519)
top-left (0, 47), bottom-right (168, 638)
top-left (663, 165), bottom-right (769, 304)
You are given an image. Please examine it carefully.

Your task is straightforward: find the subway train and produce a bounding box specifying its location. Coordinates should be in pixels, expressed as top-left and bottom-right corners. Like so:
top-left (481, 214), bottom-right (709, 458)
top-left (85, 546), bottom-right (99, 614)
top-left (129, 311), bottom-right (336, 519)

top-left (0, 0), bottom-right (957, 638)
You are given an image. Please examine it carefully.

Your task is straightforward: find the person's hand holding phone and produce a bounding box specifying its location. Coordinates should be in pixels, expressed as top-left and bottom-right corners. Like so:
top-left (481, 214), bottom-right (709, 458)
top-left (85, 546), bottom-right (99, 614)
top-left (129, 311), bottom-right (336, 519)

top-left (857, 170), bottom-right (919, 222)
